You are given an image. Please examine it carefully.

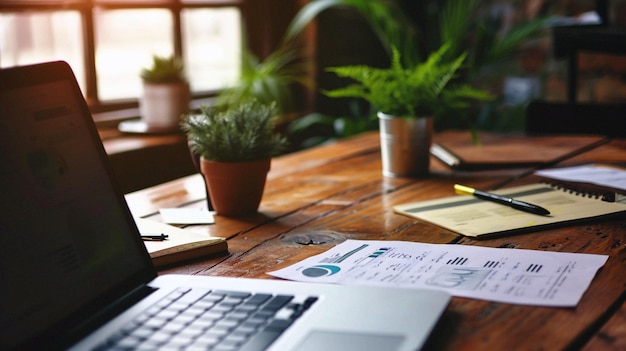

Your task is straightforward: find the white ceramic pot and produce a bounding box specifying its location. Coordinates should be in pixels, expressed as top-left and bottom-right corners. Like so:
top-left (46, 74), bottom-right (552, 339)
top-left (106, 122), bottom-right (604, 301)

top-left (140, 81), bottom-right (190, 129)
top-left (377, 112), bottom-right (433, 177)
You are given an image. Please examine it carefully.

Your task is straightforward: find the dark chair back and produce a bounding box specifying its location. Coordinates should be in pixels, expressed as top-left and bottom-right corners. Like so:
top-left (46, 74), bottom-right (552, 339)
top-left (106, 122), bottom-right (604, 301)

top-left (525, 100), bottom-right (626, 137)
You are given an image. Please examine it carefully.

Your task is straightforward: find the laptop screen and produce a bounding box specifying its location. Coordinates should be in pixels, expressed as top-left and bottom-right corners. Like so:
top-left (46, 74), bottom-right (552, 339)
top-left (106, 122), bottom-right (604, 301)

top-left (0, 62), bottom-right (156, 350)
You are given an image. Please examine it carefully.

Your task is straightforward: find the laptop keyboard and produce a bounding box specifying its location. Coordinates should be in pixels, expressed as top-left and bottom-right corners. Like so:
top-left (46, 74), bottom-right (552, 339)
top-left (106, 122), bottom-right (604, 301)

top-left (95, 287), bottom-right (318, 351)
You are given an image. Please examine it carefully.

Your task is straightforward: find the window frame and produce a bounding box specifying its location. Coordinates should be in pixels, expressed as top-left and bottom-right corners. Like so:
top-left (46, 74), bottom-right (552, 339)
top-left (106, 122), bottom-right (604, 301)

top-left (1, 0), bottom-right (306, 124)
top-left (1, 0), bottom-right (247, 120)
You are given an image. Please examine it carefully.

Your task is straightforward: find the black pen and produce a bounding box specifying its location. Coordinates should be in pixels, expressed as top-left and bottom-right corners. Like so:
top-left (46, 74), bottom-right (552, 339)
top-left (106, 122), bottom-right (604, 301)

top-left (454, 184), bottom-right (551, 216)
top-left (141, 233), bottom-right (169, 241)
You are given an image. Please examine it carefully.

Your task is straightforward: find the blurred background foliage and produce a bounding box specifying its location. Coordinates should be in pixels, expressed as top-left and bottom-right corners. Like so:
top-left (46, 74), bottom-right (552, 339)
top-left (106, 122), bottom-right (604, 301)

top-left (281, 0), bottom-right (556, 151)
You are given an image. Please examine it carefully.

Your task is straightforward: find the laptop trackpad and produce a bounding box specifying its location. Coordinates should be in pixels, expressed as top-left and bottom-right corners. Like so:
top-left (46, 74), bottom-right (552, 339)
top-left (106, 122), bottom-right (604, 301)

top-left (295, 330), bottom-right (405, 351)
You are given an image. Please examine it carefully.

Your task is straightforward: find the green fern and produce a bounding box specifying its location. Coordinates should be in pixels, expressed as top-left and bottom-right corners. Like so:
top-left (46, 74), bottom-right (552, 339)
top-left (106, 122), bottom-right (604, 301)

top-left (324, 43), bottom-right (492, 117)
top-left (181, 101), bottom-right (288, 162)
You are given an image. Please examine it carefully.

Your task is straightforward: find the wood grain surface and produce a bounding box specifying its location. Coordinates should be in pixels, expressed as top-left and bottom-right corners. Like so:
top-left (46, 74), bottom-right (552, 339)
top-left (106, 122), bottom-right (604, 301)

top-left (126, 131), bottom-right (626, 350)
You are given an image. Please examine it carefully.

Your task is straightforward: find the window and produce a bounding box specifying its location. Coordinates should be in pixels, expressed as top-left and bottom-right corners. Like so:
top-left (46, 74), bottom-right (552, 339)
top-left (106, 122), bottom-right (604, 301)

top-left (0, 0), bottom-right (243, 116)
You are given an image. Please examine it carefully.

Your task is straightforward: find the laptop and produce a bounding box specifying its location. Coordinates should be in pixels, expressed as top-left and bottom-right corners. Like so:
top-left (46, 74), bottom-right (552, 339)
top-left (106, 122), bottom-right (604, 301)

top-left (0, 61), bottom-right (450, 351)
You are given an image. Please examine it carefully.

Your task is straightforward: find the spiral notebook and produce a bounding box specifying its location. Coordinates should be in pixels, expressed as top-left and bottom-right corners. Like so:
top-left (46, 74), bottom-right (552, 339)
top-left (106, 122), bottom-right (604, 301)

top-left (535, 164), bottom-right (626, 203)
top-left (394, 183), bottom-right (626, 237)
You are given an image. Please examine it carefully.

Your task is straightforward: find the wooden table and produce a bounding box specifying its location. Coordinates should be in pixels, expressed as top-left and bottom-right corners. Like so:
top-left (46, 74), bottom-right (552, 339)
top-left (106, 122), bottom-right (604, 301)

top-left (125, 131), bottom-right (626, 350)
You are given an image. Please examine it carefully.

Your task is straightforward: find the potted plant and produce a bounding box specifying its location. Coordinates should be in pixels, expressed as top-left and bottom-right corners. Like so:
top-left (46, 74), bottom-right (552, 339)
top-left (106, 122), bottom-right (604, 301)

top-left (139, 54), bottom-right (191, 130)
top-left (181, 100), bottom-right (288, 216)
top-left (323, 43), bottom-right (491, 177)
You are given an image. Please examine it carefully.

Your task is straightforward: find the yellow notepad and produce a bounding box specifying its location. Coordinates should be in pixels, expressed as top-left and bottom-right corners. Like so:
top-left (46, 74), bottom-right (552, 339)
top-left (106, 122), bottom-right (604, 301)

top-left (135, 218), bottom-right (227, 266)
top-left (394, 183), bottom-right (626, 237)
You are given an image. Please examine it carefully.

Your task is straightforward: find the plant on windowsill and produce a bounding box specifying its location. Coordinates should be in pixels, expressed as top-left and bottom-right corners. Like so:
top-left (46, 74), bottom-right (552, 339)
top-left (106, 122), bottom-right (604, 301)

top-left (323, 43), bottom-right (492, 177)
top-left (181, 100), bottom-right (288, 216)
top-left (139, 54), bottom-right (190, 131)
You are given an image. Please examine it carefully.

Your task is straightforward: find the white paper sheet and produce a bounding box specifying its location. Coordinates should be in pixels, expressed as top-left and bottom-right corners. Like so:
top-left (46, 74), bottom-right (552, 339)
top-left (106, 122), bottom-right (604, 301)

top-left (159, 208), bottom-right (215, 224)
top-left (135, 217), bottom-right (221, 254)
top-left (535, 164), bottom-right (626, 191)
top-left (269, 240), bottom-right (608, 307)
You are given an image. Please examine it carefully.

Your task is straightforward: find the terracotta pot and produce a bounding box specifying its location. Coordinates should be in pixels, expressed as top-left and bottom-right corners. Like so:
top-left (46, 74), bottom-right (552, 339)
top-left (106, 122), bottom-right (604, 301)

top-left (199, 157), bottom-right (271, 216)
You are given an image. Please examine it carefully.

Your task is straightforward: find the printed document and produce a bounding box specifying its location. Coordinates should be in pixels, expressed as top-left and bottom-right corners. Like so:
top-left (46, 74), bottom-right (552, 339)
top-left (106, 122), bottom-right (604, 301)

top-left (269, 240), bottom-right (608, 307)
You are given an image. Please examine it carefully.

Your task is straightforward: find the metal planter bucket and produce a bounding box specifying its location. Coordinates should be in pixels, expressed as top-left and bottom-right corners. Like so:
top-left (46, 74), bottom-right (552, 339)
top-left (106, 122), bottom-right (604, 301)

top-left (378, 112), bottom-right (433, 177)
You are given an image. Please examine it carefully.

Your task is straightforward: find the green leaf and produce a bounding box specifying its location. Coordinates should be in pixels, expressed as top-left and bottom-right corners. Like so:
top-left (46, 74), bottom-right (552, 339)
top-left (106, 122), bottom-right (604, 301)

top-left (217, 47), bottom-right (309, 114)
top-left (487, 16), bottom-right (551, 62)
top-left (284, 0), bottom-right (353, 42)
top-left (284, 0), bottom-right (420, 66)
top-left (439, 0), bottom-right (480, 59)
